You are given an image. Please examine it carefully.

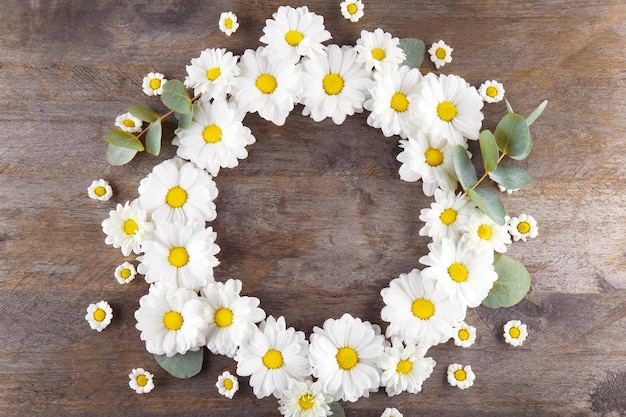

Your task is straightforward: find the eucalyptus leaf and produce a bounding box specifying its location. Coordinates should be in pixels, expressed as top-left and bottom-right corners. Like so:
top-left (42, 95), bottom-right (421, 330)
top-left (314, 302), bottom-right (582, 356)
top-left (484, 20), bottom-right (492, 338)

top-left (479, 130), bottom-right (499, 173)
top-left (145, 119), bottom-right (162, 156)
top-left (467, 187), bottom-right (505, 225)
top-left (526, 99), bottom-right (548, 126)
top-left (128, 104), bottom-right (160, 123)
top-left (106, 143), bottom-right (137, 165)
top-left (482, 254), bottom-right (531, 308)
top-left (104, 129), bottom-right (144, 151)
top-left (175, 109), bottom-right (194, 129)
top-left (505, 98), bottom-right (514, 114)
top-left (399, 38), bottom-right (426, 70)
top-left (161, 79), bottom-right (192, 114)
top-left (494, 113), bottom-right (532, 160)
top-left (328, 401), bottom-right (346, 417)
top-left (453, 145), bottom-right (477, 190)
top-left (154, 349), bottom-right (204, 379)
top-left (489, 165), bottom-right (532, 190)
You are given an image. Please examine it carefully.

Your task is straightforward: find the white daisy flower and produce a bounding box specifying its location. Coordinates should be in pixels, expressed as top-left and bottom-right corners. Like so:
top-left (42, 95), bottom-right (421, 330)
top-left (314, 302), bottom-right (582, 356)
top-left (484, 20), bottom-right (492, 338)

top-left (101, 200), bottom-right (153, 256)
top-left (173, 100), bottom-right (256, 177)
top-left (300, 44), bottom-right (373, 125)
top-left (461, 212), bottom-right (511, 254)
top-left (380, 269), bottom-right (466, 347)
top-left (278, 379), bottom-right (333, 417)
top-left (235, 316), bottom-right (311, 399)
top-left (478, 80), bottom-right (505, 103)
top-left (260, 5), bottom-right (332, 64)
top-left (354, 28), bottom-right (405, 74)
top-left (85, 300), bottom-right (113, 332)
top-left (309, 313), bottom-right (386, 402)
top-left (507, 213), bottom-right (538, 242)
top-left (451, 321), bottom-right (476, 348)
top-left (137, 157), bottom-right (219, 225)
top-left (128, 368), bottom-right (154, 394)
top-left (137, 222), bottom-right (220, 291)
top-left (428, 40), bottom-right (453, 69)
top-left (381, 408), bottom-right (403, 417)
top-left (219, 12), bottom-right (239, 37)
top-left (200, 279), bottom-right (266, 357)
top-left (340, 0), bottom-right (365, 22)
top-left (447, 363), bottom-right (475, 389)
top-left (134, 284), bottom-right (211, 357)
top-left (364, 65), bottom-right (423, 138)
top-left (232, 46), bottom-right (301, 126)
top-left (503, 320), bottom-right (528, 346)
top-left (87, 179), bottom-right (113, 201)
top-left (184, 48), bottom-right (240, 100)
top-left (418, 72), bottom-right (484, 147)
top-left (115, 112), bottom-right (142, 133)
top-left (142, 72), bottom-right (167, 96)
top-left (420, 238), bottom-right (498, 308)
top-left (378, 338), bottom-right (436, 396)
top-left (418, 189), bottom-right (476, 242)
top-left (216, 370), bottom-right (239, 398)
top-left (114, 261), bottom-right (137, 284)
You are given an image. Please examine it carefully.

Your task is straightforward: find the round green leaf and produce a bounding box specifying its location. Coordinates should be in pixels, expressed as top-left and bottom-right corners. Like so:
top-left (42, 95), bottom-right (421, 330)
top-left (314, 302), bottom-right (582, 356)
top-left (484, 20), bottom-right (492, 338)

top-left (399, 38), bottom-right (425, 69)
top-left (482, 254), bottom-right (531, 308)
top-left (453, 145), bottom-right (477, 190)
top-left (161, 79), bottom-right (192, 114)
top-left (479, 130), bottom-right (499, 173)
top-left (154, 349), bottom-right (204, 379)
top-left (145, 119), bottom-right (162, 156)
top-left (489, 165), bottom-right (532, 190)
top-left (106, 143), bottom-right (137, 165)
top-left (328, 402), bottom-right (346, 417)
top-left (128, 104), bottom-right (160, 123)
top-left (494, 113), bottom-right (532, 160)
top-left (467, 187), bottom-right (505, 225)
top-left (104, 129), bottom-right (144, 151)
top-left (175, 109), bottom-right (194, 129)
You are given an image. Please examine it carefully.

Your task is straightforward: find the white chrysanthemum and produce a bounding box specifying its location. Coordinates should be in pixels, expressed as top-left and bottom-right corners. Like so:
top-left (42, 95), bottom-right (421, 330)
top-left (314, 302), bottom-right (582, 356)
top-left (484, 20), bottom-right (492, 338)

top-left (461, 212), bottom-right (511, 254)
top-left (278, 379), bottom-right (333, 417)
top-left (451, 321), bottom-right (476, 348)
top-left (447, 363), bottom-right (475, 389)
top-left (216, 371), bottom-right (239, 398)
top-left (128, 368), bottom-right (154, 394)
top-left (260, 5), bottom-right (332, 64)
top-left (378, 338), bottom-right (436, 396)
top-left (381, 408), bottom-right (404, 417)
top-left (138, 157), bottom-right (219, 225)
top-left (219, 12), bottom-right (239, 37)
top-left (507, 213), bottom-right (538, 242)
top-left (364, 65), bottom-right (423, 138)
top-left (340, 0), bottom-right (364, 22)
top-left (173, 100), bottom-right (256, 176)
top-left (85, 300), bottom-right (113, 332)
top-left (87, 179), bottom-right (113, 201)
top-left (142, 72), bottom-right (167, 96)
top-left (419, 189), bottom-right (476, 242)
top-left (380, 269), bottom-right (466, 347)
top-left (503, 320), bottom-right (528, 347)
top-left (354, 28), bottom-right (405, 74)
top-left (184, 48), bottom-right (240, 100)
top-left (102, 200), bottom-right (153, 256)
top-left (397, 130), bottom-right (459, 196)
top-left (418, 72), bottom-right (484, 147)
top-left (115, 112), bottom-right (142, 133)
top-left (114, 261), bottom-right (137, 284)
top-left (420, 238), bottom-right (498, 308)
top-left (235, 316), bottom-right (311, 399)
top-left (137, 222), bottom-right (220, 291)
top-left (200, 279), bottom-right (266, 357)
top-left (232, 46), bottom-right (301, 126)
top-left (309, 313), bottom-right (385, 402)
top-left (478, 80), bottom-right (505, 103)
top-left (300, 44), bottom-right (372, 125)
top-left (428, 40), bottom-right (453, 69)
top-left (134, 284), bottom-right (210, 357)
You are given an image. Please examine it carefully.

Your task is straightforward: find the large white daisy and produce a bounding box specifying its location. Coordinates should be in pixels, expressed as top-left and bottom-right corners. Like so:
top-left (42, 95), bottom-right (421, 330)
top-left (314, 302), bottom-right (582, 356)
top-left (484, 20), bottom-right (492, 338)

top-left (378, 338), bottom-right (436, 396)
top-left (461, 212), bottom-right (511, 254)
top-left (184, 48), bottom-right (240, 100)
top-left (101, 199), bottom-right (153, 256)
top-left (418, 188), bottom-right (477, 242)
top-left (278, 379), bottom-right (333, 417)
top-left (354, 28), bottom-right (405, 75)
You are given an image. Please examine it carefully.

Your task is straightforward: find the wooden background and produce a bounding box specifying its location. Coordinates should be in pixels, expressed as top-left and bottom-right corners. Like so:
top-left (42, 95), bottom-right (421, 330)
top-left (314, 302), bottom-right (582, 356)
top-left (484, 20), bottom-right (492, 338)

top-left (1, 1), bottom-right (625, 416)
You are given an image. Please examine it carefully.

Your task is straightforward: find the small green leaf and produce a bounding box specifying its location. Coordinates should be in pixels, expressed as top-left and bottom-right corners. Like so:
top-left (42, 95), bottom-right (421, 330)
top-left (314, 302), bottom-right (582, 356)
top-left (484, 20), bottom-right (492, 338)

top-left (104, 129), bottom-right (144, 151)
top-left (145, 119), bottom-right (162, 156)
top-left (479, 130), bottom-right (499, 173)
top-left (504, 98), bottom-right (514, 114)
top-left (489, 165), bottom-right (532, 190)
top-left (482, 254), bottom-right (531, 308)
top-left (328, 402), bottom-right (346, 417)
top-left (175, 108), bottom-right (194, 129)
top-left (526, 99), bottom-right (548, 126)
top-left (128, 104), bottom-right (160, 123)
top-left (453, 145), bottom-right (477, 190)
top-left (467, 187), bottom-right (505, 225)
top-left (106, 143), bottom-right (137, 165)
top-left (399, 38), bottom-right (425, 69)
top-left (494, 113), bottom-right (532, 160)
top-left (154, 349), bottom-right (204, 379)
top-left (161, 79), bottom-right (192, 114)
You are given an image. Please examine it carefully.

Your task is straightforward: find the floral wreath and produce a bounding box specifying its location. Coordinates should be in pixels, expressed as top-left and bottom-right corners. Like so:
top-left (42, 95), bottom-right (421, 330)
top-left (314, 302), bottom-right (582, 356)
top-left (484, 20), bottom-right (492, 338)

top-left (86, 3), bottom-right (547, 416)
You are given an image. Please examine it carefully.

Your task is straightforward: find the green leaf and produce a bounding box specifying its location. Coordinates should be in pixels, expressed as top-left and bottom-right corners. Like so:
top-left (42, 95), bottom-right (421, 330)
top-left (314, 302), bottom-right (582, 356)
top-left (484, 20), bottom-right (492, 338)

top-left (161, 79), bottom-right (192, 114)
top-left (104, 129), bottom-right (144, 151)
top-left (467, 187), bottom-right (505, 225)
top-left (106, 143), bottom-right (137, 165)
top-left (479, 130), bottom-right (499, 173)
top-left (154, 349), bottom-right (204, 379)
top-left (175, 108), bottom-right (194, 129)
top-left (494, 113), bottom-right (532, 160)
top-left (328, 402), bottom-right (346, 417)
top-left (453, 145), bottom-right (477, 190)
top-left (399, 38), bottom-right (425, 69)
top-left (526, 99), bottom-right (548, 126)
top-left (504, 98), bottom-right (514, 114)
top-left (145, 119), bottom-right (162, 156)
top-left (482, 254), bottom-right (531, 308)
top-left (489, 165), bottom-right (533, 190)
top-left (128, 104), bottom-right (160, 123)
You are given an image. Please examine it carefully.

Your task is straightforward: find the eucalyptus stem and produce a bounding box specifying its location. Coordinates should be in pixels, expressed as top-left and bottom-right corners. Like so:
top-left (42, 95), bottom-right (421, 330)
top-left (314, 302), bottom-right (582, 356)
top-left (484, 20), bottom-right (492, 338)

top-left (133, 93), bottom-right (203, 141)
top-left (471, 152), bottom-right (507, 190)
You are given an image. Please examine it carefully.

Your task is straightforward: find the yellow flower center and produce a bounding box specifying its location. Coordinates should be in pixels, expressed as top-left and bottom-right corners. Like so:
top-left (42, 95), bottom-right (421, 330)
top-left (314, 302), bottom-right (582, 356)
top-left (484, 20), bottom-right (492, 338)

top-left (396, 359), bottom-right (413, 375)
top-left (214, 307), bottom-right (234, 328)
top-left (390, 92), bottom-right (409, 112)
top-left (439, 208), bottom-right (457, 225)
top-left (437, 101), bottom-right (457, 122)
top-left (435, 47), bottom-right (447, 60)
top-left (206, 67), bottom-right (221, 81)
top-left (454, 368), bottom-right (467, 381)
top-left (509, 326), bottom-right (521, 338)
top-left (371, 48), bottom-right (386, 61)
top-left (165, 186), bottom-right (187, 208)
top-left (149, 78), bottom-right (161, 90)
top-left (411, 298), bottom-right (435, 320)
top-left (336, 346), bottom-right (359, 370)
top-left (298, 394), bottom-right (315, 410)
top-left (93, 308), bottom-right (106, 322)
top-left (256, 74), bottom-right (277, 94)
top-left (136, 374), bottom-right (149, 387)
top-left (477, 224), bottom-right (493, 240)
top-left (448, 263), bottom-right (469, 283)
top-left (202, 124), bottom-right (223, 144)
top-left (223, 378), bottom-right (234, 390)
top-left (120, 268), bottom-right (132, 279)
top-left (163, 310), bottom-right (184, 331)
top-left (122, 119), bottom-right (136, 128)
top-left (284, 30), bottom-right (304, 46)
top-left (224, 17), bottom-right (233, 29)
top-left (262, 349), bottom-right (284, 369)
top-left (94, 186), bottom-right (107, 196)
top-left (517, 221), bottom-right (531, 234)
top-left (458, 328), bottom-right (470, 341)
top-left (123, 219), bottom-right (139, 236)
top-left (486, 86), bottom-right (498, 97)
top-left (322, 73), bottom-right (344, 95)
top-left (424, 147), bottom-right (444, 167)
top-left (168, 247), bottom-right (189, 268)
top-left (347, 3), bottom-right (358, 14)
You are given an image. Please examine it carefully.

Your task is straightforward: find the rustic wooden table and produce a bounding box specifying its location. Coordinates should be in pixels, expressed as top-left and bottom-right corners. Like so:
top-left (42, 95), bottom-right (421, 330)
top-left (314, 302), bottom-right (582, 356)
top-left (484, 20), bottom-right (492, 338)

top-left (1, 1), bottom-right (625, 416)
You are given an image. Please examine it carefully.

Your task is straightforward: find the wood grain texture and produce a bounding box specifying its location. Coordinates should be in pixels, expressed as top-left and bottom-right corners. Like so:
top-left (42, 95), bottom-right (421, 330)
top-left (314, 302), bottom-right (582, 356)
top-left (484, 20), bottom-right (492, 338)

top-left (1, 1), bottom-right (625, 416)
